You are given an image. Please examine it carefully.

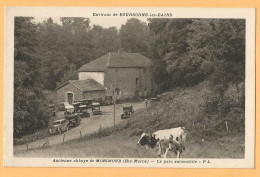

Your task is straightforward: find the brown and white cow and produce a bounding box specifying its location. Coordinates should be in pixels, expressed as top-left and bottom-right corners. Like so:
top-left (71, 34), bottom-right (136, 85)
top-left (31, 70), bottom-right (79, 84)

top-left (137, 127), bottom-right (187, 158)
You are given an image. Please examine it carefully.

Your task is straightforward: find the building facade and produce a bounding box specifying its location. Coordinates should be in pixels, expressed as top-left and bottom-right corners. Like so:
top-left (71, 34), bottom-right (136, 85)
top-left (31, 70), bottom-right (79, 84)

top-left (55, 79), bottom-right (105, 105)
top-left (78, 52), bottom-right (157, 100)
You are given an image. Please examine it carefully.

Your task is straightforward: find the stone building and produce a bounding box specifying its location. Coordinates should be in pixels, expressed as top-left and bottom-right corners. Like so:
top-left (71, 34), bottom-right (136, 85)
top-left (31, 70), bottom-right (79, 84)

top-left (55, 79), bottom-right (105, 104)
top-left (78, 52), bottom-right (157, 100)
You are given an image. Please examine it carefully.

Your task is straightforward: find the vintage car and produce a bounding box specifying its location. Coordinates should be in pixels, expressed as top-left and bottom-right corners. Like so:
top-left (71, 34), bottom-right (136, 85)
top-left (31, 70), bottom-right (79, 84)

top-left (81, 99), bottom-right (92, 109)
top-left (48, 104), bottom-right (56, 116)
top-left (92, 102), bottom-right (102, 115)
top-left (105, 96), bottom-right (113, 105)
top-left (78, 105), bottom-right (90, 118)
top-left (121, 105), bottom-right (134, 119)
top-left (72, 102), bottom-right (83, 112)
top-left (49, 119), bottom-right (70, 134)
top-left (58, 102), bottom-right (70, 111)
top-left (92, 98), bottom-right (103, 105)
top-left (64, 105), bottom-right (81, 127)
top-left (64, 105), bottom-right (74, 116)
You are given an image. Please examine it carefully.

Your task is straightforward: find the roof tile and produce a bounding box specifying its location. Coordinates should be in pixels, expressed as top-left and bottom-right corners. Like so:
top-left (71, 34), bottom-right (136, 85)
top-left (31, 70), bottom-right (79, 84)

top-left (56, 79), bottom-right (105, 92)
top-left (78, 52), bottom-right (152, 72)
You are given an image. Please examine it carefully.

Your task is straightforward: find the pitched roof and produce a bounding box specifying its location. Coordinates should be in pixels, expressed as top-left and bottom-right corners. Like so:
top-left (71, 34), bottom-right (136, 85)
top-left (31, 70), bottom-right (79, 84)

top-left (78, 52), bottom-right (152, 72)
top-left (56, 79), bottom-right (105, 92)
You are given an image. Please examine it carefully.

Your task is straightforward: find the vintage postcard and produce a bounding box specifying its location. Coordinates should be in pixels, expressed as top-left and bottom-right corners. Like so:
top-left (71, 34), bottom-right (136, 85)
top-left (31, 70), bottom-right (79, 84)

top-left (3, 7), bottom-right (255, 168)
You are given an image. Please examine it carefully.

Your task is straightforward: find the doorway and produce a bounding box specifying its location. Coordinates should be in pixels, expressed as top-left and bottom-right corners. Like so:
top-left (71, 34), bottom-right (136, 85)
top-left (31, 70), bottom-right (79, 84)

top-left (66, 92), bottom-right (74, 104)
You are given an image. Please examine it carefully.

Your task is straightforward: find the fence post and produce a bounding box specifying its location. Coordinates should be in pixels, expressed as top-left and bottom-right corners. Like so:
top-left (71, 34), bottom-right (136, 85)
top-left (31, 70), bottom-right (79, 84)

top-left (80, 131), bottom-right (82, 140)
top-left (225, 121), bottom-right (229, 133)
top-left (42, 138), bottom-right (49, 148)
top-left (62, 134), bottom-right (66, 144)
top-left (26, 143), bottom-right (28, 151)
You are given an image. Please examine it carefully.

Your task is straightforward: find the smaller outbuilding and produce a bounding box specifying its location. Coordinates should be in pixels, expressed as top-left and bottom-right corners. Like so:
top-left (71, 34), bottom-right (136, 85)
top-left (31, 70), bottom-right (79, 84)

top-left (55, 79), bottom-right (106, 105)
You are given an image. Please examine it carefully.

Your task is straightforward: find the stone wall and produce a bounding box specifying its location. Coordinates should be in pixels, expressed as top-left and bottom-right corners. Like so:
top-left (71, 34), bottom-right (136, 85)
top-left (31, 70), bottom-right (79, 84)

top-left (83, 90), bottom-right (106, 102)
top-left (56, 83), bottom-right (106, 105)
top-left (56, 83), bottom-right (83, 105)
top-left (104, 67), bottom-right (156, 99)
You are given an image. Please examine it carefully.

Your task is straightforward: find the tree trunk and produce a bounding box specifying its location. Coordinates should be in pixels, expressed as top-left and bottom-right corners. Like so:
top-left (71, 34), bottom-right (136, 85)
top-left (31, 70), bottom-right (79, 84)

top-left (236, 83), bottom-right (240, 103)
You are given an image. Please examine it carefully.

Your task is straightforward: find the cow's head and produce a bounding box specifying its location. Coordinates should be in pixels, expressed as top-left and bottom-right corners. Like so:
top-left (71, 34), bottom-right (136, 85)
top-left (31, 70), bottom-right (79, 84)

top-left (137, 132), bottom-right (158, 148)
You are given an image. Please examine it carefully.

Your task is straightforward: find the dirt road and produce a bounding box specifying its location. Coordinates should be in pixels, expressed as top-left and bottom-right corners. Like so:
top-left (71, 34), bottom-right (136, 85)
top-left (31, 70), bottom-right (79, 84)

top-left (14, 101), bottom-right (146, 153)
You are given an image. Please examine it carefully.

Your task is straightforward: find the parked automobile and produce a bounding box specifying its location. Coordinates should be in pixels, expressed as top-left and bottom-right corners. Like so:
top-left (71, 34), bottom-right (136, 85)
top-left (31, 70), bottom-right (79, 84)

top-left (64, 105), bottom-right (81, 127)
top-left (49, 119), bottom-right (70, 134)
top-left (105, 96), bottom-right (113, 105)
top-left (72, 102), bottom-right (83, 112)
top-left (121, 105), bottom-right (134, 119)
top-left (77, 105), bottom-right (90, 118)
top-left (48, 104), bottom-right (56, 116)
top-left (64, 105), bottom-right (75, 116)
top-left (92, 102), bottom-right (102, 115)
top-left (81, 99), bottom-right (92, 108)
top-left (93, 98), bottom-right (103, 105)
top-left (58, 102), bottom-right (70, 111)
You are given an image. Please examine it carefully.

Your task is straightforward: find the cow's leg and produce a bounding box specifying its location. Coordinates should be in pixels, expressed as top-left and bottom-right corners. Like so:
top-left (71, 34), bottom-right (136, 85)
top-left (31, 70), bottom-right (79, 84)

top-left (176, 151), bottom-right (180, 158)
top-left (164, 148), bottom-right (169, 158)
top-left (157, 142), bottom-right (162, 157)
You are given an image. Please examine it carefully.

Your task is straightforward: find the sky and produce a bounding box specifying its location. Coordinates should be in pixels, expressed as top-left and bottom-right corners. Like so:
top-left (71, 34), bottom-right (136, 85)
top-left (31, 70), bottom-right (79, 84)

top-left (33, 17), bottom-right (148, 29)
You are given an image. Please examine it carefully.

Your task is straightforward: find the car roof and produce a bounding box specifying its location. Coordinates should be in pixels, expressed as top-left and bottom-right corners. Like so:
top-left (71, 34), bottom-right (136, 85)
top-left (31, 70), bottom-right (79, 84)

top-left (79, 105), bottom-right (87, 108)
top-left (123, 105), bottom-right (132, 108)
top-left (53, 119), bottom-right (66, 123)
top-left (92, 102), bottom-right (100, 106)
top-left (65, 105), bottom-right (74, 109)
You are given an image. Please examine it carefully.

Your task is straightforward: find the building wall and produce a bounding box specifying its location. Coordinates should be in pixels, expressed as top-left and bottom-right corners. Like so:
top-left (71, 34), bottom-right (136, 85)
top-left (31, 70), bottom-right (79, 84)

top-left (56, 83), bottom-right (83, 105)
top-left (104, 67), bottom-right (156, 99)
top-left (83, 90), bottom-right (106, 102)
top-left (78, 72), bottom-right (104, 85)
top-left (56, 83), bottom-right (106, 105)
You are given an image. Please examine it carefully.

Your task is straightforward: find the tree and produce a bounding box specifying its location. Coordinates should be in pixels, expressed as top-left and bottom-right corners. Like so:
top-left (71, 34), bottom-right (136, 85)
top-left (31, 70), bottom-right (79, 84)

top-left (148, 19), bottom-right (245, 91)
top-left (14, 17), bottom-right (50, 137)
top-left (119, 18), bottom-right (151, 56)
top-left (90, 25), bottom-right (120, 58)
top-left (148, 19), bottom-right (193, 90)
top-left (186, 19), bottom-right (245, 95)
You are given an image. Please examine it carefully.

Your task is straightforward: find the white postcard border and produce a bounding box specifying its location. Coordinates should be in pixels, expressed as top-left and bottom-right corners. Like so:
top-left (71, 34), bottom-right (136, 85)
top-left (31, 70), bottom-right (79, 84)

top-left (4, 7), bottom-right (256, 168)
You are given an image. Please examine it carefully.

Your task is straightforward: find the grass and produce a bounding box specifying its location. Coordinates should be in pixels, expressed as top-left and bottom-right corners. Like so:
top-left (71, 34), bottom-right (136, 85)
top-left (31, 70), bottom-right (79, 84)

top-left (14, 128), bottom-right (50, 145)
top-left (14, 81), bottom-right (245, 158)
top-left (14, 133), bottom-right (244, 158)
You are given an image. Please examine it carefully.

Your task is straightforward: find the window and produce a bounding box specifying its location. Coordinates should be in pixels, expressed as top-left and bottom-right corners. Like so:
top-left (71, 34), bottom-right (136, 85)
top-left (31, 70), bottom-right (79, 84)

top-left (115, 88), bottom-right (120, 95)
top-left (136, 78), bottom-right (139, 86)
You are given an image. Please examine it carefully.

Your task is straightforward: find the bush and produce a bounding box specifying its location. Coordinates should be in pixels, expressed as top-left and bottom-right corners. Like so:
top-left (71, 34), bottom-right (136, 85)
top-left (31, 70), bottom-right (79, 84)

top-left (113, 81), bottom-right (245, 139)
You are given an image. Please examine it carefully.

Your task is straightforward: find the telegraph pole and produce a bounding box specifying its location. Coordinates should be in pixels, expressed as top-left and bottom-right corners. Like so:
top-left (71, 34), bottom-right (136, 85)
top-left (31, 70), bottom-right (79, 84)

top-left (112, 85), bottom-right (117, 134)
top-left (113, 92), bottom-right (116, 133)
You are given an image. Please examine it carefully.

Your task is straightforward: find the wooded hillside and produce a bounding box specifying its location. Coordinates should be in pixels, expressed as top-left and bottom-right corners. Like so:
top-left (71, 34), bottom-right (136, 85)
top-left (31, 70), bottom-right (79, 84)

top-left (14, 17), bottom-right (245, 137)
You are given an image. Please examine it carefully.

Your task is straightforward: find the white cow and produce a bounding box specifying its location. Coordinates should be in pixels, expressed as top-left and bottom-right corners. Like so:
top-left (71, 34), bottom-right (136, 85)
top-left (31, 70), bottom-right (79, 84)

top-left (137, 127), bottom-right (188, 158)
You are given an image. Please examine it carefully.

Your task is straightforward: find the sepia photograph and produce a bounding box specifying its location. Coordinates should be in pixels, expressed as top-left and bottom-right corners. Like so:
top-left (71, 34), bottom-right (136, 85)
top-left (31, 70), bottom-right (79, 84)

top-left (4, 7), bottom-right (255, 168)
